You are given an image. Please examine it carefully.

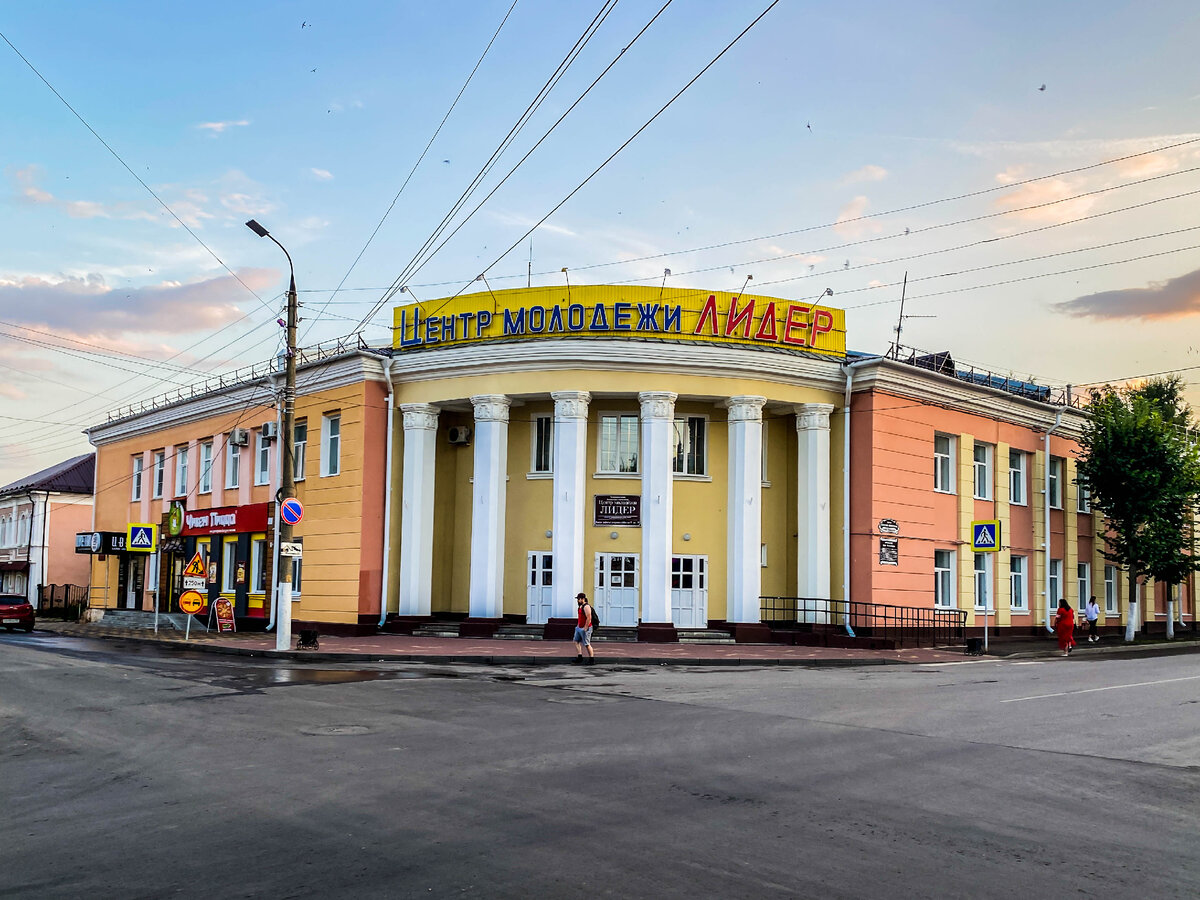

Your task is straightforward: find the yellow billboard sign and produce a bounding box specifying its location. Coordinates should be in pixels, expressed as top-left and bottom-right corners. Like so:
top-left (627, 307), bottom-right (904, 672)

top-left (393, 285), bottom-right (845, 357)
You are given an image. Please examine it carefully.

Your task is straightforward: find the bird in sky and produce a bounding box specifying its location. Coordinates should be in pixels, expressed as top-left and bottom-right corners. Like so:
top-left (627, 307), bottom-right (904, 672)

top-left (310, 68), bottom-right (317, 73)
top-left (1038, 84), bottom-right (1046, 91)
top-left (844, 260), bottom-right (850, 269)
top-left (806, 122), bottom-right (812, 131)
top-left (301, 21), bottom-right (310, 28)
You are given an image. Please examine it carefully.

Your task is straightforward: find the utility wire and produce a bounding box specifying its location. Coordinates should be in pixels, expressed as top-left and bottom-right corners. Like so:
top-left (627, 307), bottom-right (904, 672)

top-left (300, 0), bottom-right (521, 342)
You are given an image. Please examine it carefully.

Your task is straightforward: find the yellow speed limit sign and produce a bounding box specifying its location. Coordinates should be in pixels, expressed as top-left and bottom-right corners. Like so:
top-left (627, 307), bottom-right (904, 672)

top-left (179, 590), bottom-right (205, 614)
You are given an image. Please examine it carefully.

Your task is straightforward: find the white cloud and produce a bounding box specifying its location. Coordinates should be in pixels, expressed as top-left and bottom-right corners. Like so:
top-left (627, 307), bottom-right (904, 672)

top-left (197, 120), bottom-right (250, 134)
top-left (992, 168), bottom-right (1095, 224)
top-left (841, 164), bottom-right (888, 184)
top-left (833, 196), bottom-right (883, 240)
top-left (220, 192), bottom-right (273, 216)
top-left (310, 168), bottom-right (333, 180)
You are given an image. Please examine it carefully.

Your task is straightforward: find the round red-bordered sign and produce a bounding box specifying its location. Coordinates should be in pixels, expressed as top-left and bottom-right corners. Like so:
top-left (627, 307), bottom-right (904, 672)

top-left (280, 497), bottom-right (304, 526)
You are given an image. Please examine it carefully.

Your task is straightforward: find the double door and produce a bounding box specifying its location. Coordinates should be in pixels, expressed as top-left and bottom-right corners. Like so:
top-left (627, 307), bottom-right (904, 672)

top-left (670, 555), bottom-right (708, 628)
top-left (595, 553), bottom-right (639, 627)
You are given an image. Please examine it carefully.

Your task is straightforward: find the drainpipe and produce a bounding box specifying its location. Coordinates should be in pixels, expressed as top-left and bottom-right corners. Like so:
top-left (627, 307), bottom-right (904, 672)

top-left (841, 357), bottom-right (879, 635)
top-left (1043, 408), bottom-right (1064, 634)
top-left (378, 357), bottom-right (396, 628)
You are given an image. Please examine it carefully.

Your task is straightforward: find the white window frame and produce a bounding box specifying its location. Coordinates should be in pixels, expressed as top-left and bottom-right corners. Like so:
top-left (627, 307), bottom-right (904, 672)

top-left (1104, 564), bottom-right (1118, 614)
top-left (250, 537), bottom-right (267, 594)
top-left (530, 415), bottom-right (553, 476)
top-left (321, 413), bottom-right (341, 477)
top-left (934, 549), bottom-right (955, 608)
top-left (1049, 558), bottom-right (1063, 606)
top-left (254, 430), bottom-right (271, 486)
top-left (672, 415), bottom-right (708, 477)
top-left (1048, 457), bottom-right (1063, 509)
top-left (292, 553), bottom-right (303, 596)
top-left (1010, 555), bottom-right (1027, 611)
top-left (293, 421), bottom-right (307, 482)
top-left (973, 442), bottom-right (992, 500)
top-left (1077, 561), bottom-right (1091, 607)
top-left (199, 442), bottom-right (213, 494)
top-left (152, 451), bottom-right (165, 499)
top-left (174, 446), bottom-right (189, 498)
top-left (934, 434), bottom-right (955, 493)
top-left (1077, 479), bottom-right (1091, 514)
top-left (222, 538), bottom-right (238, 594)
top-left (974, 552), bottom-right (993, 610)
top-left (1009, 449), bottom-right (1026, 506)
top-left (597, 413), bottom-right (640, 476)
top-left (225, 439), bottom-right (241, 490)
top-left (131, 456), bottom-right (143, 502)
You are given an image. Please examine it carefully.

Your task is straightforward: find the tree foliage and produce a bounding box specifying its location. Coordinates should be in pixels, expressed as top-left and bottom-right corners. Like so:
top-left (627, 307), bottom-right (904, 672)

top-left (1075, 377), bottom-right (1200, 639)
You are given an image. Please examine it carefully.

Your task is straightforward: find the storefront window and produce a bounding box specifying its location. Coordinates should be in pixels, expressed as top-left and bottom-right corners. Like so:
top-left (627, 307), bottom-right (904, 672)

top-left (222, 538), bottom-right (238, 593)
top-left (250, 536), bottom-right (267, 594)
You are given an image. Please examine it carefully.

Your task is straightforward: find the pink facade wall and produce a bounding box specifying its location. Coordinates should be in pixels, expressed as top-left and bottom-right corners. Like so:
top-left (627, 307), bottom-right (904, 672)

top-left (47, 499), bottom-right (92, 586)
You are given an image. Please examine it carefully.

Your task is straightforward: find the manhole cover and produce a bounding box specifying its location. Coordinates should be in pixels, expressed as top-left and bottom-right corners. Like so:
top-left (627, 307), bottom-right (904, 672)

top-left (298, 725), bottom-right (373, 736)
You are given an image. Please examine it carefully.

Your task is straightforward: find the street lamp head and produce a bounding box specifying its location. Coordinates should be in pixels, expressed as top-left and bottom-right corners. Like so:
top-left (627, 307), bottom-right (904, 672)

top-left (245, 219), bottom-right (270, 238)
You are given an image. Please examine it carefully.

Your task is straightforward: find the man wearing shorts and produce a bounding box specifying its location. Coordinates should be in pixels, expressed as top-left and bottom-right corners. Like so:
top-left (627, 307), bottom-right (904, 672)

top-left (573, 592), bottom-right (595, 665)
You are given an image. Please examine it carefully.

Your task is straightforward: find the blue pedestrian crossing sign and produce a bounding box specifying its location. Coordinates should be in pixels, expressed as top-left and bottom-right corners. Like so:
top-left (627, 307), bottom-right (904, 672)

top-left (971, 520), bottom-right (1001, 552)
top-left (126, 523), bottom-right (158, 553)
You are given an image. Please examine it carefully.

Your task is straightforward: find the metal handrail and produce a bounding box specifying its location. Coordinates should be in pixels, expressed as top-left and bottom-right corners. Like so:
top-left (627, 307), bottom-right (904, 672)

top-left (760, 596), bottom-right (967, 647)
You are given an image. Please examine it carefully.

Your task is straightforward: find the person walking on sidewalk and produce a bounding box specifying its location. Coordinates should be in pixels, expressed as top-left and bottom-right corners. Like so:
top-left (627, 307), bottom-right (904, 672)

top-left (573, 592), bottom-right (595, 665)
top-left (1085, 595), bottom-right (1101, 642)
top-left (1055, 600), bottom-right (1076, 656)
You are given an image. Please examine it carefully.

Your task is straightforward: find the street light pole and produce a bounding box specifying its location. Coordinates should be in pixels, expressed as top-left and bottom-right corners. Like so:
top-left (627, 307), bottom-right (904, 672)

top-left (246, 219), bottom-right (297, 652)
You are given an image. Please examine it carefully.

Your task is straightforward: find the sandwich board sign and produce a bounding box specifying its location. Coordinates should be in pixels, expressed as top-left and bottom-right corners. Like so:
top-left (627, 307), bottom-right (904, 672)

top-left (971, 520), bottom-right (1001, 552)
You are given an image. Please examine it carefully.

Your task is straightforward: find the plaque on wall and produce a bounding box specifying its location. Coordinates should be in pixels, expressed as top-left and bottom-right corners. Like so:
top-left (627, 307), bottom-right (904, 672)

top-left (879, 538), bottom-right (899, 566)
top-left (878, 518), bottom-right (900, 535)
top-left (594, 494), bottom-right (641, 527)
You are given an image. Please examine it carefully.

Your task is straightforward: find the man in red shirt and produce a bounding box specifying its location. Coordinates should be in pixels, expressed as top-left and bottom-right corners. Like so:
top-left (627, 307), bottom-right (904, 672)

top-left (573, 592), bottom-right (595, 665)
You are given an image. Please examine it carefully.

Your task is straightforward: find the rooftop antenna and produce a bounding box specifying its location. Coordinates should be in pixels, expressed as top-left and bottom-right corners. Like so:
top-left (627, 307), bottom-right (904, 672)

top-left (890, 271), bottom-right (933, 359)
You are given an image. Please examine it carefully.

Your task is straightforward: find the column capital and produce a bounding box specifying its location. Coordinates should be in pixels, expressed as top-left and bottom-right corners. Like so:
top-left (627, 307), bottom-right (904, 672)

top-left (794, 402), bottom-right (834, 432)
top-left (639, 391), bottom-right (678, 420)
top-left (470, 394), bottom-right (511, 423)
top-left (400, 403), bottom-right (440, 432)
top-left (724, 395), bottom-right (767, 423)
top-left (552, 391), bottom-right (591, 420)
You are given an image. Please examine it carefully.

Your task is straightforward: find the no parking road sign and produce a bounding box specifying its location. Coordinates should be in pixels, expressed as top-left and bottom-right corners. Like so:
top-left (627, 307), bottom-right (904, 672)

top-left (971, 520), bottom-right (1001, 552)
top-left (280, 498), bottom-right (304, 526)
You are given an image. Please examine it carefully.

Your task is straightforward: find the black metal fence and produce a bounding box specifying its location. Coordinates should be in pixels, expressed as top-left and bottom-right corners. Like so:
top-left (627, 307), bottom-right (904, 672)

top-left (760, 596), bottom-right (967, 647)
top-left (37, 584), bottom-right (88, 621)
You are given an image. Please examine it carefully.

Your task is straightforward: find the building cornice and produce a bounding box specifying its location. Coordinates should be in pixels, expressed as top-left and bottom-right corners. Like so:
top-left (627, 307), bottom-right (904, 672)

top-left (87, 352), bottom-right (387, 446)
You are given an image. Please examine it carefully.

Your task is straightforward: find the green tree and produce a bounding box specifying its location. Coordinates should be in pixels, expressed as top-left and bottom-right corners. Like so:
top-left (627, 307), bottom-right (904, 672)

top-left (1075, 377), bottom-right (1200, 642)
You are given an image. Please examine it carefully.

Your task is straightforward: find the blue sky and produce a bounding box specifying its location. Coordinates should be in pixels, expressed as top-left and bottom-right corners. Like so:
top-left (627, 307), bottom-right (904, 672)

top-left (2, 1), bottom-right (1199, 482)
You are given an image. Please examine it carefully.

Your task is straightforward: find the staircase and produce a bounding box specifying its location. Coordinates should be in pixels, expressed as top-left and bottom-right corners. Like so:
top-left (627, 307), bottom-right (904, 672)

top-left (494, 624), bottom-right (544, 641)
top-left (96, 609), bottom-right (192, 632)
top-left (411, 620), bottom-right (463, 638)
top-left (676, 628), bottom-right (735, 644)
top-left (592, 627), bottom-right (638, 643)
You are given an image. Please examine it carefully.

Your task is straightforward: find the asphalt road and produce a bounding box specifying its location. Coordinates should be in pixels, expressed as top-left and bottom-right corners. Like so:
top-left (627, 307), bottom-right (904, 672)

top-left (2, 633), bottom-right (1198, 899)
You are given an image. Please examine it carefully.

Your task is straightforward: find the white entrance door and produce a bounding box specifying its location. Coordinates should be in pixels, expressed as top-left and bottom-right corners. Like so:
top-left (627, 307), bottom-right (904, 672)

top-left (671, 555), bottom-right (708, 628)
top-left (527, 552), bottom-right (553, 624)
top-left (595, 553), bottom-right (639, 627)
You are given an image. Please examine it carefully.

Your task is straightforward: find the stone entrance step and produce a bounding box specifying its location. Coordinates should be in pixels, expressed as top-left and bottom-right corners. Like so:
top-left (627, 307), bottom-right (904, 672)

top-left (592, 627), bottom-right (637, 643)
top-left (412, 623), bottom-right (463, 638)
top-left (494, 624), bottom-right (543, 641)
top-left (676, 628), bottom-right (736, 644)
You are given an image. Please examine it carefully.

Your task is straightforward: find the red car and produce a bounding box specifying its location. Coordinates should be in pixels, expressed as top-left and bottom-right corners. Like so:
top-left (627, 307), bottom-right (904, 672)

top-left (0, 598), bottom-right (35, 632)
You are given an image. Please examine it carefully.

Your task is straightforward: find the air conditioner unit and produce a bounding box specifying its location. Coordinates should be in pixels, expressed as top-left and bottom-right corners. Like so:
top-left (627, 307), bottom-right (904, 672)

top-left (261, 421), bottom-right (279, 442)
top-left (229, 428), bottom-right (250, 446)
top-left (447, 426), bottom-right (472, 445)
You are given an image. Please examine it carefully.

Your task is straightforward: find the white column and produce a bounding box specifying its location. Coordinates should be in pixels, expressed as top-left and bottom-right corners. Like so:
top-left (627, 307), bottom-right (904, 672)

top-left (640, 391), bottom-right (677, 624)
top-left (796, 403), bottom-right (834, 616)
top-left (725, 396), bottom-right (767, 623)
top-left (399, 403), bottom-right (439, 617)
top-left (469, 394), bottom-right (510, 619)
top-left (551, 391), bottom-right (590, 619)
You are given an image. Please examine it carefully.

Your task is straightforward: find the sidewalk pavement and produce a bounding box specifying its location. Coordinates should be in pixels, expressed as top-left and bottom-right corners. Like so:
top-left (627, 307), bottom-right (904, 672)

top-left (26, 620), bottom-right (1200, 667)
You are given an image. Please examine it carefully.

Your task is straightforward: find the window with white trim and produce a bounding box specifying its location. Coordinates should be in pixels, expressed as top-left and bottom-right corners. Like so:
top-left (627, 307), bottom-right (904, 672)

top-left (934, 549), bottom-right (955, 608)
top-left (226, 439), bottom-right (240, 489)
top-left (1010, 555), bottom-right (1027, 610)
top-left (1104, 564), bottom-right (1118, 614)
top-left (672, 416), bottom-right (707, 476)
top-left (132, 456), bottom-right (143, 502)
top-left (199, 442), bottom-right (213, 494)
top-left (599, 414), bottom-right (639, 474)
top-left (250, 537), bottom-right (267, 594)
top-left (255, 430), bottom-right (270, 486)
top-left (934, 434), bottom-right (954, 493)
top-left (1078, 562), bottom-right (1091, 607)
top-left (1009, 449), bottom-right (1026, 505)
top-left (973, 442), bottom-right (992, 500)
top-left (1049, 558), bottom-right (1063, 606)
top-left (293, 421), bottom-right (307, 482)
top-left (1077, 479), bottom-right (1091, 513)
top-left (321, 413), bottom-right (341, 477)
top-left (1048, 457), bottom-right (1064, 509)
top-left (222, 538), bottom-right (238, 593)
top-left (152, 451), bottom-right (165, 499)
top-left (175, 446), bottom-right (189, 497)
top-left (292, 552), bottom-right (303, 596)
top-left (974, 553), bottom-right (993, 610)
top-left (532, 415), bottom-right (553, 474)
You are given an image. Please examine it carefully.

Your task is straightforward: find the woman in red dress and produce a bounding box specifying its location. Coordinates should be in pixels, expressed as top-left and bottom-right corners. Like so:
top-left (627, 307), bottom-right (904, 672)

top-left (1054, 601), bottom-right (1076, 656)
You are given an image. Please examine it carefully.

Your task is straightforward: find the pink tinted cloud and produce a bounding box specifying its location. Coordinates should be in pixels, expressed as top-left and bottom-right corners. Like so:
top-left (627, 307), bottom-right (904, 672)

top-left (0, 268), bottom-right (277, 339)
top-left (833, 196), bottom-right (883, 240)
top-left (1056, 266), bottom-right (1200, 320)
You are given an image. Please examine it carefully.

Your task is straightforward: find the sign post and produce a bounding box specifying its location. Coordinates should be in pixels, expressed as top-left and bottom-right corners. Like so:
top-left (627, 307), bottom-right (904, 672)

top-left (179, 589), bottom-right (204, 640)
top-left (971, 520), bottom-right (1002, 652)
